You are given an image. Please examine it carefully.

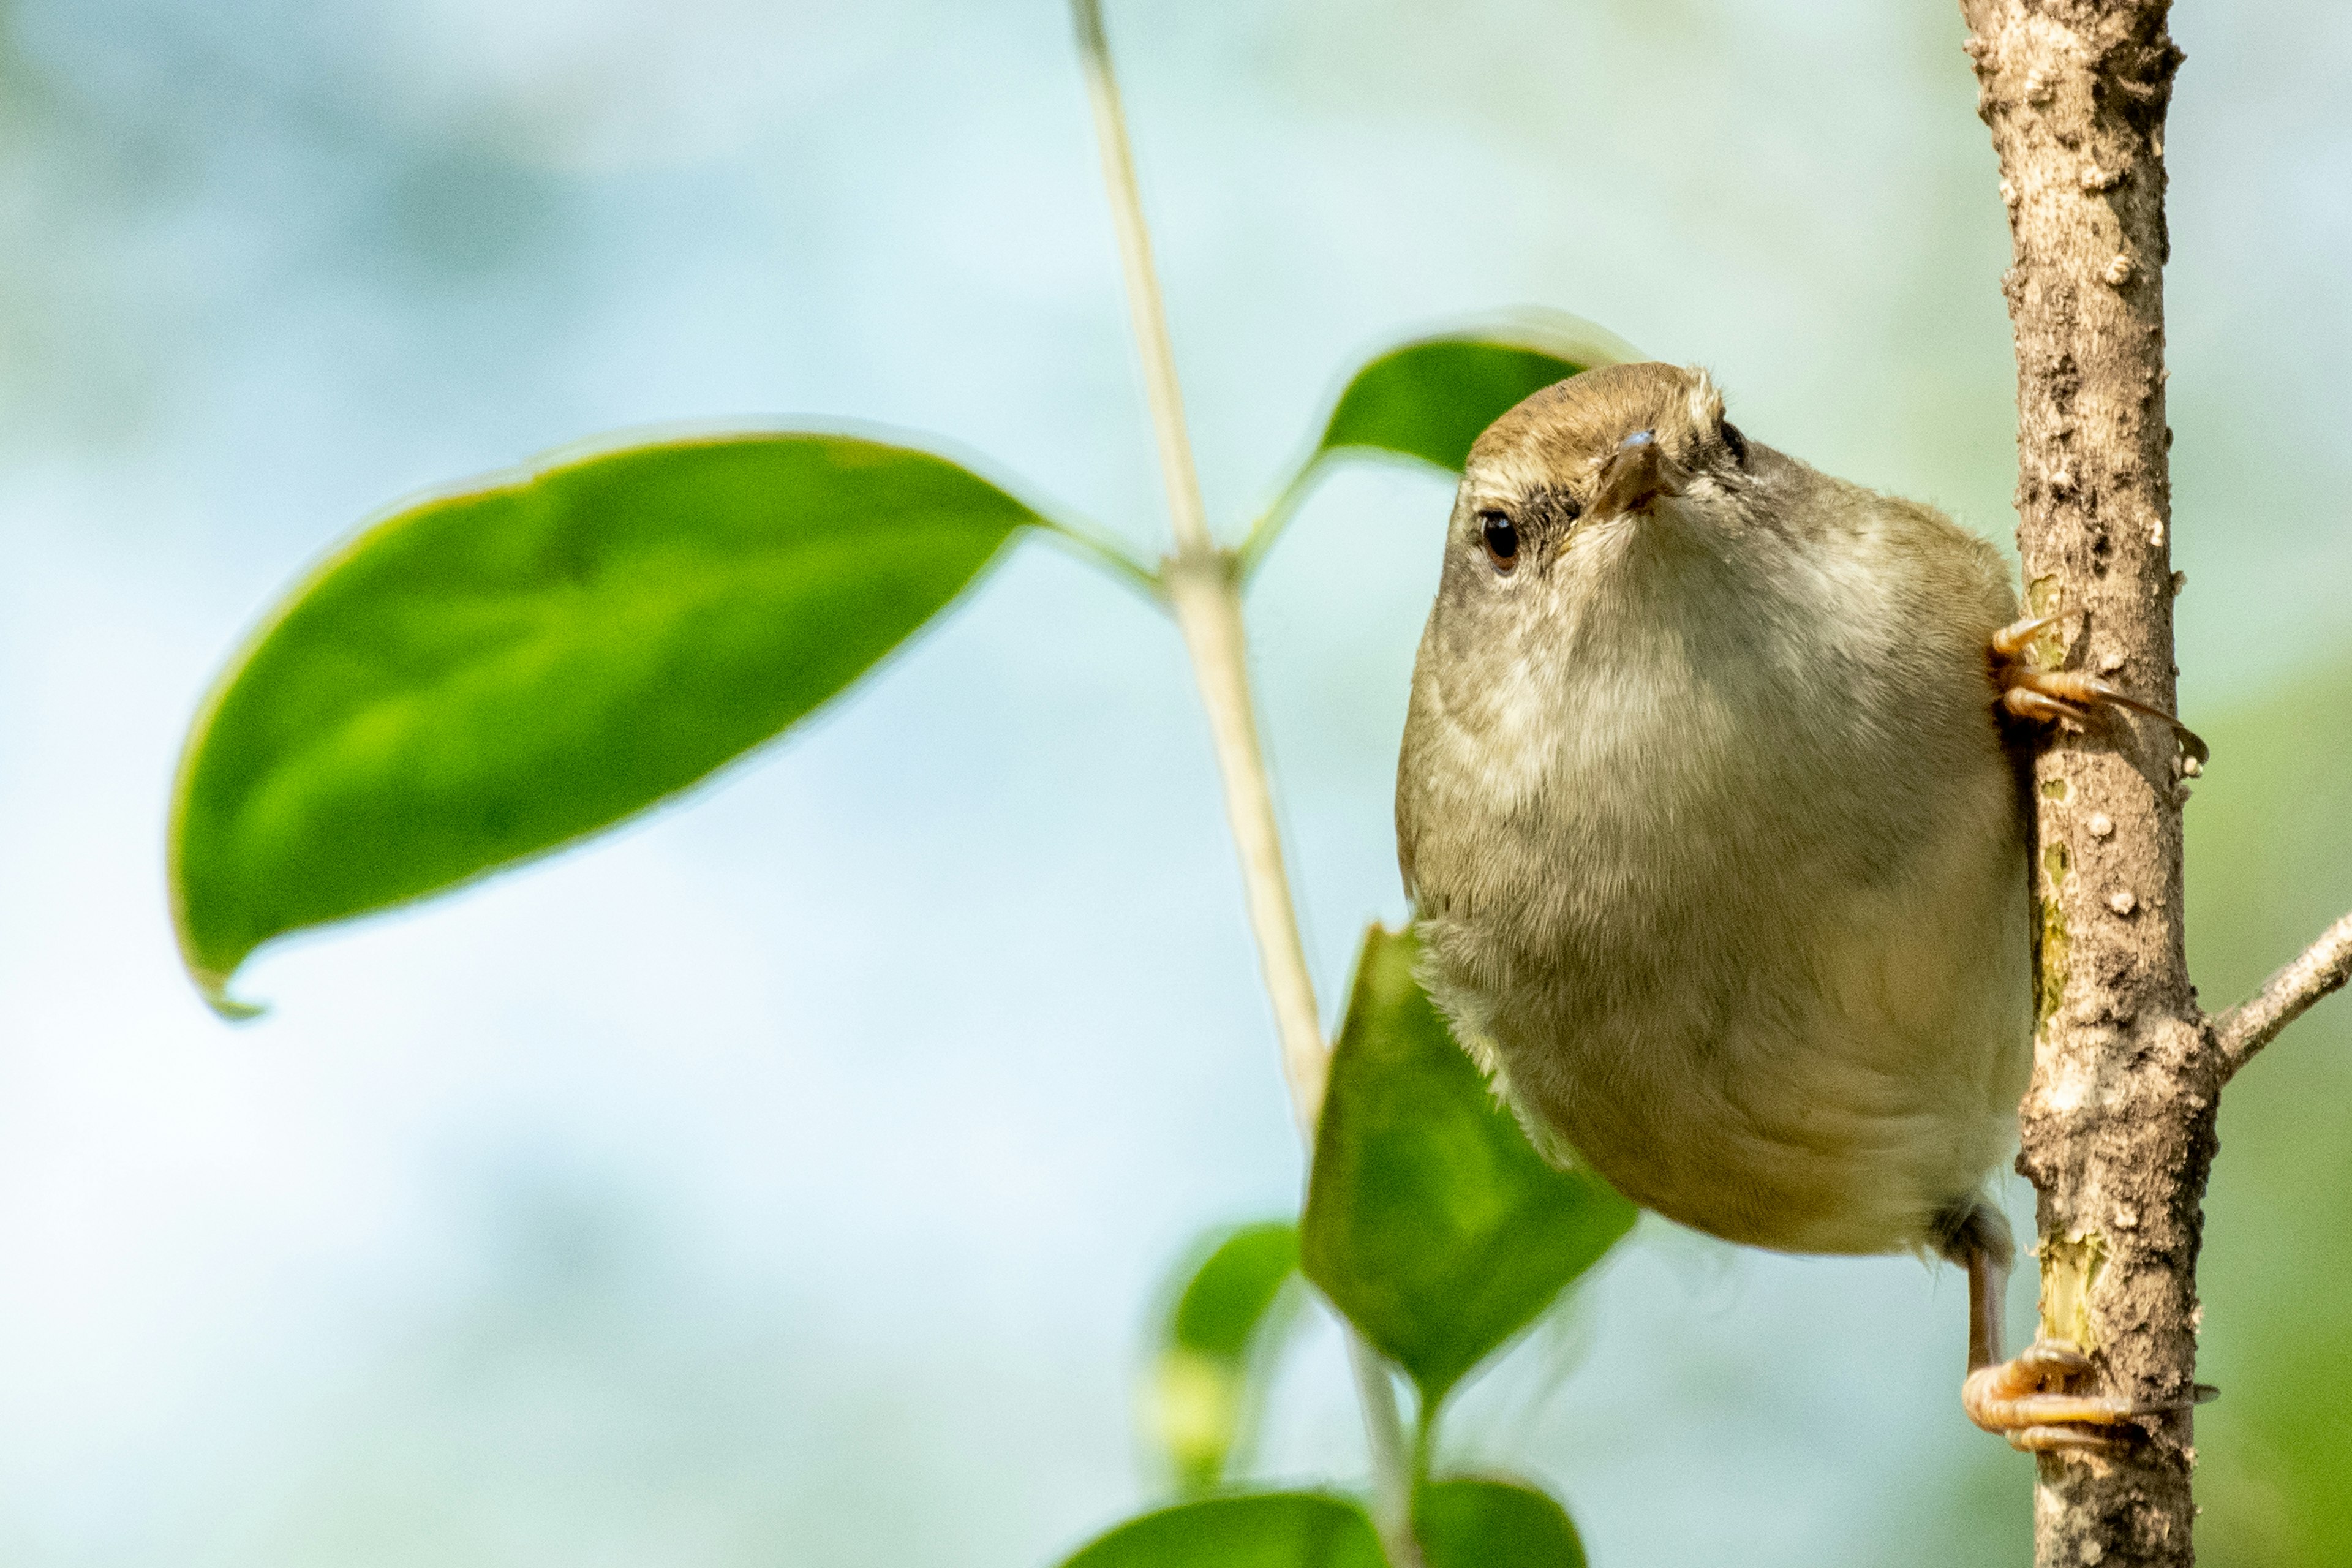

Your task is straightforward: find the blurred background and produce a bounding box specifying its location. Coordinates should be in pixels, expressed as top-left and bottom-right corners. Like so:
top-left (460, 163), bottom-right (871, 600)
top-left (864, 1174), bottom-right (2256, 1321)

top-left (1, 0), bottom-right (2346, 1562)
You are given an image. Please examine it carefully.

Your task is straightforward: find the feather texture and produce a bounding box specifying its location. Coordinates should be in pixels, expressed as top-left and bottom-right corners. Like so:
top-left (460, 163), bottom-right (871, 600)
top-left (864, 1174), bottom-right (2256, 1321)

top-left (1397, 363), bottom-right (2031, 1256)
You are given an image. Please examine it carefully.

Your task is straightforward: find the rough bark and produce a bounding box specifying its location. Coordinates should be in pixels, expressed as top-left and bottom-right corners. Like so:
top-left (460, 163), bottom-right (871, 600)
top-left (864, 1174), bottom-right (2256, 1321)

top-left (1959, 2), bottom-right (2207, 1562)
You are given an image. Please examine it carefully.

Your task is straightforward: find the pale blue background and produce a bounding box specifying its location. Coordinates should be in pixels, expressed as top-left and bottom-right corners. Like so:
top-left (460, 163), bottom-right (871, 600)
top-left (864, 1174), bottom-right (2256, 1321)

top-left (1, 1), bottom-right (2346, 1563)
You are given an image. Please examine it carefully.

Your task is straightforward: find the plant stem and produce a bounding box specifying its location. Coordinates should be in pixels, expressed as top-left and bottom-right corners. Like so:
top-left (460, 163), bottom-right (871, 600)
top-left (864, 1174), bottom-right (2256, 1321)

top-left (1348, 1335), bottom-right (1425, 1568)
top-left (1033, 516), bottom-right (1165, 600)
top-left (1072, 0), bottom-right (1211, 560)
top-left (1069, 1), bottom-right (1419, 1555)
top-left (1072, 0), bottom-right (1327, 1133)
top-left (1234, 459), bottom-right (1325, 584)
top-left (1153, 559), bottom-right (1330, 1128)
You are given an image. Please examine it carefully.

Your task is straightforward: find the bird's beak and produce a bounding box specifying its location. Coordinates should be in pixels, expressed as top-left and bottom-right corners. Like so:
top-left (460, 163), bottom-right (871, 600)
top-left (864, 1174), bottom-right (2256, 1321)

top-left (1592, 429), bottom-right (1689, 520)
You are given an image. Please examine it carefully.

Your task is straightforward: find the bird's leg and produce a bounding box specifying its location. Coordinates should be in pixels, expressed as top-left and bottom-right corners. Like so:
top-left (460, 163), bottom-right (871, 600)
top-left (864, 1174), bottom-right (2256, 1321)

top-left (1958, 1227), bottom-right (2157, 1455)
top-left (1990, 614), bottom-right (2209, 766)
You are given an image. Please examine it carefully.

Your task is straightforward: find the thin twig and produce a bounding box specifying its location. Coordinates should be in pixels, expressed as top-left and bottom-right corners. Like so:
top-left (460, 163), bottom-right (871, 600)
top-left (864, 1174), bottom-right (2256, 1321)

top-left (1234, 458), bottom-right (1326, 583)
top-left (1031, 516), bottom-right (1164, 599)
top-left (1069, 1), bottom-right (1418, 1553)
top-left (2214, 908), bottom-right (2352, 1079)
top-left (1345, 1333), bottom-right (1426, 1568)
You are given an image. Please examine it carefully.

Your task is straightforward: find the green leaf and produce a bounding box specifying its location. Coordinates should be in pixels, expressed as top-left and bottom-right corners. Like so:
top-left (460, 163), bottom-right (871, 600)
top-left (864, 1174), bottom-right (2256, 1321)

top-left (1057, 1494), bottom-right (1385, 1568)
top-left (172, 431), bottom-right (1042, 1012)
top-left (1302, 925), bottom-right (1636, 1411)
top-left (1146, 1220), bottom-right (1302, 1494)
top-left (1318, 337), bottom-right (1599, 475)
top-left (1237, 312), bottom-right (1636, 579)
top-left (1171, 1220), bottom-right (1302, 1361)
top-left (1415, 1479), bottom-right (1586, 1568)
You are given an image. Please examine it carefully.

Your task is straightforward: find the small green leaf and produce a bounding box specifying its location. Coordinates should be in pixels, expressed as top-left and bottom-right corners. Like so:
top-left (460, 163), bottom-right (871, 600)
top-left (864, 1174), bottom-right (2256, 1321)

top-left (1236, 313), bottom-right (1635, 579)
top-left (1146, 1221), bottom-right (1302, 1494)
top-left (1318, 344), bottom-right (1580, 474)
top-left (1171, 1221), bottom-right (1302, 1361)
top-left (1314, 314), bottom-right (1635, 475)
top-left (1302, 925), bottom-right (1635, 1411)
top-left (1057, 1494), bottom-right (1385, 1568)
top-left (1415, 1479), bottom-right (1586, 1568)
top-left (172, 431), bottom-right (1042, 1011)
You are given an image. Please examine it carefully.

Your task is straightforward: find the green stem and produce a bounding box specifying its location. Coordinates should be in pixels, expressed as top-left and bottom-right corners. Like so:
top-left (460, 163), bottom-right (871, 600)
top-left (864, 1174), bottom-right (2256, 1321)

top-left (1347, 1337), bottom-right (1425, 1568)
top-left (1068, 2), bottom-right (1420, 1559)
top-left (1232, 458), bottom-right (1325, 584)
top-left (1032, 516), bottom-right (1164, 600)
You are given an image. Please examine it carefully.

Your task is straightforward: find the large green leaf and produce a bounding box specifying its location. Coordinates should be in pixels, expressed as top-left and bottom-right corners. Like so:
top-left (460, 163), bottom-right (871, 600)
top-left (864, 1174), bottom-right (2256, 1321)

top-left (172, 431), bottom-right (1041, 1012)
top-left (1415, 1478), bottom-right (1586, 1568)
top-left (1057, 1494), bottom-right (1384, 1568)
top-left (1302, 925), bottom-right (1636, 1410)
top-left (1145, 1220), bottom-right (1302, 1494)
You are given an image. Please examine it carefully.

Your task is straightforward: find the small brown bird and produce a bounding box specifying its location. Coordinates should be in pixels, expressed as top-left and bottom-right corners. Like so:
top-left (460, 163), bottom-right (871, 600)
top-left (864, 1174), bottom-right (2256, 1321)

top-left (1396, 361), bottom-right (2195, 1451)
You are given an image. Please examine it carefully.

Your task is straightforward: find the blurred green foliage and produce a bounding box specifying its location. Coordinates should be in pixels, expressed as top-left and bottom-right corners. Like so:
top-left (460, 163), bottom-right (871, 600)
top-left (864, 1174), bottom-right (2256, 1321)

top-left (1058, 1494), bottom-right (1384, 1568)
top-left (1169, 1224), bottom-right (1303, 1363)
top-left (1121, 924), bottom-right (1632, 1558)
top-left (1414, 1478), bottom-right (1585, 1568)
top-left (2185, 648), bottom-right (2352, 1566)
top-left (1147, 1221), bottom-right (1302, 1495)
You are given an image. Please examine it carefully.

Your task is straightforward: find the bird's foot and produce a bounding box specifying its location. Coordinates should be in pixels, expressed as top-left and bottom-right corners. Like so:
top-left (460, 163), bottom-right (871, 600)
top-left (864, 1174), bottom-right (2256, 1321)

top-left (1963, 1340), bottom-right (2192, 1455)
top-left (1990, 614), bottom-right (2209, 767)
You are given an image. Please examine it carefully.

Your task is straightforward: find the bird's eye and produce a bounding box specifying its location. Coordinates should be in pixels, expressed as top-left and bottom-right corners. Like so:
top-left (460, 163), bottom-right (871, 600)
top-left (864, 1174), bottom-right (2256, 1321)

top-left (1721, 420), bottom-right (1749, 467)
top-left (1479, 511), bottom-right (1520, 573)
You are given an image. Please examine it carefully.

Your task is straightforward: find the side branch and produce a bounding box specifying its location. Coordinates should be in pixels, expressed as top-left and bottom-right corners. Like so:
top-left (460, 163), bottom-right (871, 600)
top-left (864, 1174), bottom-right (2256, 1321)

top-left (2214, 909), bottom-right (2352, 1079)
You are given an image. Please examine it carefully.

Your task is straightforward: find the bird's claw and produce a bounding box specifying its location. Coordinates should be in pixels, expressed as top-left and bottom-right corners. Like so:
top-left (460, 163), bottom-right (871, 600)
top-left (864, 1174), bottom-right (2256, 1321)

top-left (1963, 1340), bottom-right (2194, 1455)
top-left (1989, 614), bottom-right (2209, 766)
top-left (1989, 613), bottom-right (2061, 660)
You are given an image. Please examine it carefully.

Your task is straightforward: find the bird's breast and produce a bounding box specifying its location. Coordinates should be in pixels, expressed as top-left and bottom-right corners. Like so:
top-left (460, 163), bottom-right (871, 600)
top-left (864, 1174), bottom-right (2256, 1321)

top-left (1401, 508), bottom-right (2030, 1255)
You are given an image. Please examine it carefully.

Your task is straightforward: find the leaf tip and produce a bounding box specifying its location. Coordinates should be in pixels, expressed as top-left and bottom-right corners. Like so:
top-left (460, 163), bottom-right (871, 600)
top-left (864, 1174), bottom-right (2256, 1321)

top-left (191, 965), bottom-right (268, 1022)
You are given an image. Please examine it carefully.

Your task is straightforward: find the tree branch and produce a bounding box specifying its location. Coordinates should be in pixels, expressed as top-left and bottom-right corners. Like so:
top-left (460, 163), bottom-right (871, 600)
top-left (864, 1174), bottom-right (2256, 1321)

top-left (1961, 2), bottom-right (2208, 1564)
top-left (2214, 909), bottom-right (2352, 1079)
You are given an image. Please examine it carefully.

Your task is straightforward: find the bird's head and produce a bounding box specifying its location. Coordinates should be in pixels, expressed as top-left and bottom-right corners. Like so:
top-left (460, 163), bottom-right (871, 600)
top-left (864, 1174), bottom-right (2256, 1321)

top-left (1441, 360), bottom-right (1756, 608)
top-left (1404, 361), bottom-right (1774, 820)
